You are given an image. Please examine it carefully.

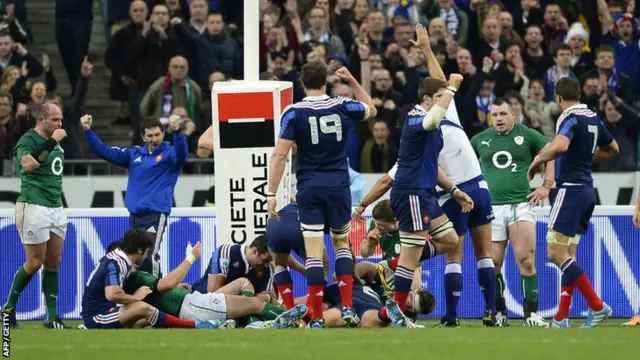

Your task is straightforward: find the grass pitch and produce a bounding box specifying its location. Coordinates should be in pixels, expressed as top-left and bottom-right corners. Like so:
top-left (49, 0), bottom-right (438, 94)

top-left (6, 320), bottom-right (639, 360)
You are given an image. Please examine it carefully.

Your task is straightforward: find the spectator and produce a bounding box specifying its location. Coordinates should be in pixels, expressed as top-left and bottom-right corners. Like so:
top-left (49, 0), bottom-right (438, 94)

top-left (492, 42), bottom-right (524, 97)
top-left (427, 17), bottom-right (448, 47)
top-left (498, 11), bottom-right (524, 48)
top-left (370, 68), bottom-right (403, 128)
top-left (513, 0), bottom-right (544, 35)
top-left (601, 12), bottom-right (640, 98)
top-left (187, 0), bottom-right (208, 35)
top-left (0, 1), bottom-right (28, 44)
top-left (581, 72), bottom-right (603, 110)
top-left (541, 2), bottom-right (569, 54)
top-left (140, 56), bottom-right (202, 129)
top-left (566, 23), bottom-right (594, 79)
top-left (353, 0), bottom-right (371, 27)
top-left (303, 6), bottom-right (345, 57)
top-left (522, 24), bottom-right (553, 79)
top-left (360, 118), bottom-right (397, 174)
top-left (583, 45), bottom-right (634, 105)
top-left (105, 0), bottom-right (148, 125)
top-left (55, 0), bottom-right (92, 95)
top-left (543, 44), bottom-right (575, 101)
top-left (127, 3), bottom-right (186, 143)
top-left (421, 0), bottom-right (469, 47)
top-left (596, 97), bottom-right (639, 171)
top-left (520, 77), bottom-right (558, 139)
top-left (0, 90), bottom-right (15, 175)
top-left (44, 57), bottom-right (94, 168)
top-left (474, 17), bottom-right (504, 66)
top-left (0, 33), bottom-right (42, 77)
top-left (365, 9), bottom-right (390, 52)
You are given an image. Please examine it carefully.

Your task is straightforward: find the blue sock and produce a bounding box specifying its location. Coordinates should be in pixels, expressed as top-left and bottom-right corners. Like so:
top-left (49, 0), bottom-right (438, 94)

top-left (150, 309), bottom-right (167, 328)
top-left (419, 240), bottom-right (437, 262)
top-left (477, 257), bottom-right (497, 313)
top-left (395, 265), bottom-right (414, 293)
top-left (305, 258), bottom-right (325, 286)
top-left (444, 263), bottom-right (462, 321)
top-left (334, 248), bottom-right (353, 278)
top-left (274, 268), bottom-right (293, 287)
top-left (561, 258), bottom-right (583, 285)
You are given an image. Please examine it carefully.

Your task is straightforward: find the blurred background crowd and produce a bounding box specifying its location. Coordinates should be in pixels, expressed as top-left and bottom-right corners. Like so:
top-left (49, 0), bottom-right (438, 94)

top-left (0, 0), bottom-right (639, 177)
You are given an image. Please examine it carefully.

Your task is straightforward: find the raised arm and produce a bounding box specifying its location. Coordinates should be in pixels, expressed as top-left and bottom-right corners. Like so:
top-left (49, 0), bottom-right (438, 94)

top-left (81, 114), bottom-right (132, 168)
top-left (411, 23), bottom-right (446, 82)
top-left (422, 73), bottom-right (464, 130)
top-left (156, 242), bottom-right (202, 292)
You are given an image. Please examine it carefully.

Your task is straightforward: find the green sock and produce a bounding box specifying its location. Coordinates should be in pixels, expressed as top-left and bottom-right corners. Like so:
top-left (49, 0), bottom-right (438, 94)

top-left (521, 273), bottom-right (538, 303)
top-left (241, 291), bottom-right (255, 297)
top-left (4, 266), bottom-right (35, 311)
top-left (260, 303), bottom-right (284, 320)
top-left (495, 273), bottom-right (507, 313)
top-left (246, 315), bottom-right (262, 324)
top-left (42, 270), bottom-right (59, 322)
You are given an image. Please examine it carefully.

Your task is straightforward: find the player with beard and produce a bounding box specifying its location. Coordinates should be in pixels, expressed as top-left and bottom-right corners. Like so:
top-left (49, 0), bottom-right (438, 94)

top-left (82, 114), bottom-right (188, 277)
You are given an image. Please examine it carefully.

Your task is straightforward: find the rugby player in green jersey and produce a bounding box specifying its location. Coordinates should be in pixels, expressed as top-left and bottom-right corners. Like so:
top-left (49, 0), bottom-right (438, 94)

top-left (359, 200), bottom-right (422, 286)
top-left (470, 98), bottom-right (554, 327)
top-left (2, 103), bottom-right (69, 329)
top-left (117, 241), bottom-right (307, 329)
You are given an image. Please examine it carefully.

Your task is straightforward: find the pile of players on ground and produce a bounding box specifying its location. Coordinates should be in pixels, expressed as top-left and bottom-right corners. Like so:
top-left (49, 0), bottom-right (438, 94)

top-left (68, 225), bottom-right (433, 331)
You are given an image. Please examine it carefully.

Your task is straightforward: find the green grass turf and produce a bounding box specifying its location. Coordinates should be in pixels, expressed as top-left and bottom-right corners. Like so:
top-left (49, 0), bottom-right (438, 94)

top-left (5, 320), bottom-right (639, 360)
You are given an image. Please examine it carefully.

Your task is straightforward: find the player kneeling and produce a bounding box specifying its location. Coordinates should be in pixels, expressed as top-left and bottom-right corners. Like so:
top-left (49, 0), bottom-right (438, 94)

top-left (81, 229), bottom-right (219, 329)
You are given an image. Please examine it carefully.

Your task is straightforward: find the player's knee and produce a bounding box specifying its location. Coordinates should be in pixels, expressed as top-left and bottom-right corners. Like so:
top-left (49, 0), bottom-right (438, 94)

top-left (330, 223), bottom-right (351, 245)
top-left (429, 220), bottom-right (455, 243)
top-left (24, 252), bottom-right (45, 274)
top-left (400, 235), bottom-right (426, 248)
top-left (301, 224), bottom-right (324, 240)
top-left (446, 240), bottom-right (463, 263)
top-left (516, 254), bottom-right (535, 273)
top-left (43, 253), bottom-right (62, 270)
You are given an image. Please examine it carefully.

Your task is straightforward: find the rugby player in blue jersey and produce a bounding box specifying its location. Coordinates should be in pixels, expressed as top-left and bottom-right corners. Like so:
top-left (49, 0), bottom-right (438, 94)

top-left (527, 77), bottom-right (619, 328)
top-left (81, 229), bottom-right (218, 329)
top-left (389, 24), bottom-right (464, 325)
top-left (191, 235), bottom-right (273, 296)
top-left (267, 62), bottom-right (377, 328)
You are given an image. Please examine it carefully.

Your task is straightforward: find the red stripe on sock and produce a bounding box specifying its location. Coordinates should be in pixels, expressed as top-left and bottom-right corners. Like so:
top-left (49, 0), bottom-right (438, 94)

top-left (278, 283), bottom-right (295, 310)
top-left (337, 275), bottom-right (354, 308)
top-left (554, 286), bottom-right (574, 322)
top-left (394, 291), bottom-right (409, 311)
top-left (308, 285), bottom-right (324, 320)
top-left (166, 314), bottom-right (196, 328)
top-left (573, 274), bottom-right (604, 311)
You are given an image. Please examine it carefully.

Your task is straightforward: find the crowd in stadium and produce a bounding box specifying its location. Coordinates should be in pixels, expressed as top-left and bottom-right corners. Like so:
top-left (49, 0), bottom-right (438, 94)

top-left (0, 0), bottom-right (639, 176)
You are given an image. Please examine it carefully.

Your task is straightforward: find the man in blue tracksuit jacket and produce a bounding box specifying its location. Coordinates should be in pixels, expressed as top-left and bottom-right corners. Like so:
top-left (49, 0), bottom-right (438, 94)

top-left (81, 114), bottom-right (188, 277)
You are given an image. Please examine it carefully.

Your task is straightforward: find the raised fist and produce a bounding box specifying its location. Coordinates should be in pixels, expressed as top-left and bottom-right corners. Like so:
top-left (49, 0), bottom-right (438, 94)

top-left (51, 129), bottom-right (67, 143)
top-left (80, 114), bottom-right (93, 130)
top-left (448, 73), bottom-right (464, 89)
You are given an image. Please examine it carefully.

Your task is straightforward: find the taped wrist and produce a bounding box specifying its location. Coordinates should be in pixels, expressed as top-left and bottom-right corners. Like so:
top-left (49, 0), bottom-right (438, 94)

top-left (30, 138), bottom-right (57, 163)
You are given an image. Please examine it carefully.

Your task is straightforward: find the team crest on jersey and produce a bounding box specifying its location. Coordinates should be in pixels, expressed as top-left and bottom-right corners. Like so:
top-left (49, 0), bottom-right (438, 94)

top-left (220, 258), bottom-right (230, 270)
top-left (423, 215), bottom-right (430, 223)
top-left (514, 136), bottom-right (524, 145)
top-left (155, 154), bottom-right (163, 162)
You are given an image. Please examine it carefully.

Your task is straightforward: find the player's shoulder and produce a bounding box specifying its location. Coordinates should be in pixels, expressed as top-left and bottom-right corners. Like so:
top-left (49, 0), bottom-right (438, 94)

top-left (104, 251), bottom-right (131, 273)
top-left (216, 243), bottom-right (236, 257)
top-left (470, 128), bottom-right (492, 141)
top-left (14, 129), bottom-right (37, 148)
top-left (407, 105), bottom-right (427, 117)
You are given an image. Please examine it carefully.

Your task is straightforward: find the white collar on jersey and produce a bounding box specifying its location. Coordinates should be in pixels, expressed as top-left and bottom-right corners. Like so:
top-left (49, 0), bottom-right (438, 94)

top-left (564, 103), bottom-right (587, 112)
top-left (240, 244), bottom-right (250, 274)
top-left (113, 248), bottom-right (133, 266)
top-left (303, 95), bottom-right (330, 101)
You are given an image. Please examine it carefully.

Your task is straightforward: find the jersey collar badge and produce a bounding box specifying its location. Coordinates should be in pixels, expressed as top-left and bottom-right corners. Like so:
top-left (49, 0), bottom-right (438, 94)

top-left (514, 136), bottom-right (524, 145)
top-left (155, 154), bottom-right (162, 162)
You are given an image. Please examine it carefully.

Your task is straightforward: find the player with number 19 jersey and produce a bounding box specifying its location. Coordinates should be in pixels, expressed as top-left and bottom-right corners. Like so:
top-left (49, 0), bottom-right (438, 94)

top-left (279, 95), bottom-right (368, 227)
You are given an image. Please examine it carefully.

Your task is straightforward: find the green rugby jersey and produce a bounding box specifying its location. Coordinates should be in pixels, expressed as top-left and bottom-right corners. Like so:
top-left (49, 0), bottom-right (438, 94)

top-left (124, 271), bottom-right (188, 317)
top-left (470, 124), bottom-right (548, 205)
top-left (367, 221), bottom-right (401, 260)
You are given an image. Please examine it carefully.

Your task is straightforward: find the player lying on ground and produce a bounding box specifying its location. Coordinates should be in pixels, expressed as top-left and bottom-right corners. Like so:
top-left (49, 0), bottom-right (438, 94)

top-left (267, 201), bottom-right (330, 309)
top-left (527, 77), bottom-right (618, 328)
top-left (191, 235), bottom-right (273, 295)
top-left (114, 241), bottom-right (307, 329)
top-left (470, 98), bottom-right (554, 328)
top-left (268, 62), bottom-right (377, 328)
top-left (3, 103), bottom-right (69, 329)
top-left (81, 229), bottom-right (220, 329)
top-left (355, 259), bottom-right (422, 303)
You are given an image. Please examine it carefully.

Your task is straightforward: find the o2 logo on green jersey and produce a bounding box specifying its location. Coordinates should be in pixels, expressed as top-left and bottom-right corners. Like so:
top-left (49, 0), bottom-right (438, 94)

top-left (51, 157), bottom-right (63, 176)
top-left (394, 244), bottom-right (401, 254)
top-left (492, 151), bottom-right (517, 172)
